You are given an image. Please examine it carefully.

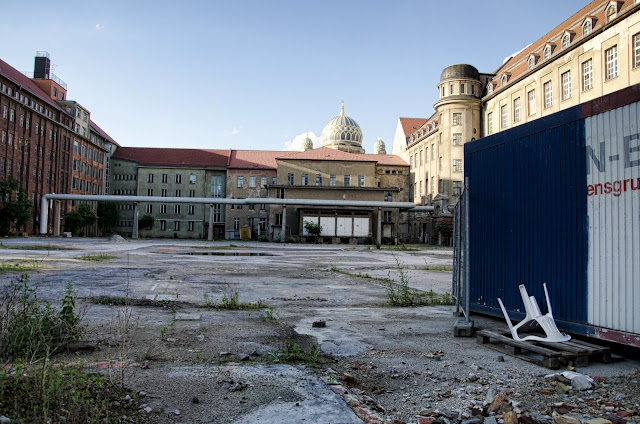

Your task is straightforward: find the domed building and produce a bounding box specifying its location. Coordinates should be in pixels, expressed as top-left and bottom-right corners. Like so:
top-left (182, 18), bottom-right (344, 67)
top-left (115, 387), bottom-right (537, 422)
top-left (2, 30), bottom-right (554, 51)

top-left (373, 136), bottom-right (386, 155)
top-left (320, 104), bottom-right (365, 153)
top-left (301, 134), bottom-right (314, 151)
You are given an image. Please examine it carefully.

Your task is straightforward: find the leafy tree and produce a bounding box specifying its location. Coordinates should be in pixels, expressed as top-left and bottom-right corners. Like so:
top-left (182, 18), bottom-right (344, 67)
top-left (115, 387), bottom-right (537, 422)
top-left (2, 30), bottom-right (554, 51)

top-left (303, 221), bottom-right (323, 238)
top-left (65, 204), bottom-right (96, 236)
top-left (97, 201), bottom-right (120, 233)
top-left (0, 178), bottom-right (32, 235)
top-left (138, 214), bottom-right (155, 231)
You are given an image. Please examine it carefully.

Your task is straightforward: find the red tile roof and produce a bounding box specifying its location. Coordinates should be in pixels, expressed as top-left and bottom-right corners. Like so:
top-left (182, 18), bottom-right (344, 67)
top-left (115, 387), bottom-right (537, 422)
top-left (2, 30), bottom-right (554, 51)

top-left (276, 146), bottom-right (408, 166)
top-left (399, 117), bottom-right (428, 137)
top-left (489, 0), bottom-right (636, 88)
top-left (112, 147), bottom-right (230, 168)
top-left (89, 120), bottom-right (119, 147)
top-left (0, 57), bottom-right (66, 114)
top-left (228, 150), bottom-right (288, 169)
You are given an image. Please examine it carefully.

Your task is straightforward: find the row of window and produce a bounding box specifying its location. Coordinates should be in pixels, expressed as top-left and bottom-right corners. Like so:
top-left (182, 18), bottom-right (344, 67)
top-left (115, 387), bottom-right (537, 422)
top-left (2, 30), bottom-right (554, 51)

top-left (113, 174), bottom-right (137, 181)
top-left (145, 188), bottom-right (197, 197)
top-left (230, 203), bottom-right (267, 210)
top-left (488, 39), bottom-right (635, 133)
top-left (441, 83), bottom-right (478, 98)
top-left (147, 173), bottom-right (197, 184)
top-left (144, 204), bottom-right (197, 215)
top-left (1, 83), bottom-right (58, 123)
top-left (71, 177), bottom-right (102, 194)
top-left (284, 173), bottom-right (365, 187)
top-left (73, 140), bottom-right (103, 163)
top-left (235, 175), bottom-right (275, 188)
top-left (413, 179), bottom-right (463, 200)
top-left (232, 217), bottom-right (267, 231)
top-left (72, 160), bottom-right (102, 179)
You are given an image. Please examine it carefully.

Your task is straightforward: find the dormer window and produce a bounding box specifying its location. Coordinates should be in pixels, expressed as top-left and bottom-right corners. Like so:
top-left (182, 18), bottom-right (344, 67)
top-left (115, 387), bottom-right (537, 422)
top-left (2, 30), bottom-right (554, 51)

top-left (543, 43), bottom-right (553, 60)
top-left (528, 55), bottom-right (536, 70)
top-left (487, 83), bottom-right (493, 94)
top-left (561, 32), bottom-right (572, 49)
top-left (605, 1), bottom-right (619, 23)
top-left (582, 18), bottom-right (593, 36)
top-left (501, 74), bottom-right (509, 87)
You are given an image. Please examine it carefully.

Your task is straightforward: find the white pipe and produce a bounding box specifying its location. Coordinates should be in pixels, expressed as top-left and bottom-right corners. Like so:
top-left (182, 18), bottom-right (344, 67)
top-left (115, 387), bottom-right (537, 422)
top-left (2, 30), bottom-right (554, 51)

top-left (39, 193), bottom-right (434, 235)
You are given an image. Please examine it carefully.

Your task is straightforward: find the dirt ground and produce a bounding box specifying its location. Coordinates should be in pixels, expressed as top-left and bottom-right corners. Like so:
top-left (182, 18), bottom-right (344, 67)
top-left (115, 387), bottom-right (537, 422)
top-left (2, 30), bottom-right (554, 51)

top-left (1, 238), bottom-right (638, 424)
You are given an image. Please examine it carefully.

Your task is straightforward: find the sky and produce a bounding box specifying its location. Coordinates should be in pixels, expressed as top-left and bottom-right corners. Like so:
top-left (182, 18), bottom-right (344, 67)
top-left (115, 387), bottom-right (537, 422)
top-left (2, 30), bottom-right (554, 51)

top-left (1, 0), bottom-right (591, 153)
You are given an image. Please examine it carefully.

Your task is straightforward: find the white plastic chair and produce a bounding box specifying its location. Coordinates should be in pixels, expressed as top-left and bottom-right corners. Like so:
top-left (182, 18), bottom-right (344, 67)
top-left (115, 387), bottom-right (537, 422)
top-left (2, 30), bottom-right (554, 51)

top-left (498, 283), bottom-right (571, 343)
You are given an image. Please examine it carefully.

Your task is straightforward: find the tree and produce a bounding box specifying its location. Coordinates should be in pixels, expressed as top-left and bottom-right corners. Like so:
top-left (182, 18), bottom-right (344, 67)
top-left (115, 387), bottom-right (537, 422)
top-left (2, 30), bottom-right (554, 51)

top-left (0, 178), bottom-right (32, 236)
top-left (97, 201), bottom-right (120, 234)
top-left (65, 204), bottom-right (96, 236)
top-left (303, 220), bottom-right (323, 243)
top-left (433, 221), bottom-right (450, 246)
top-left (138, 214), bottom-right (155, 231)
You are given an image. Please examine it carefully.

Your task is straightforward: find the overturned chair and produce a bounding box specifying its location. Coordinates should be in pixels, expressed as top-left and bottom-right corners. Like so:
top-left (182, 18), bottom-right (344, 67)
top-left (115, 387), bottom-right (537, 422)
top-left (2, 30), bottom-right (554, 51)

top-left (498, 283), bottom-right (571, 343)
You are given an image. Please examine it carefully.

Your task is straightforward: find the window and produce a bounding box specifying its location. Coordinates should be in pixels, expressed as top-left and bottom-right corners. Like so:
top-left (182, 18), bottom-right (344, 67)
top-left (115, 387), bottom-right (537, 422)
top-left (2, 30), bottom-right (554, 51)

top-left (358, 175), bottom-right (364, 187)
top-left (561, 33), bottom-right (570, 49)
top-left (344, 175), bottom-right (351, 187)
top-left (211, 175), bottom-right (223, 197)
top-left (272, 176), bottom-right (277, 185)
top-left (175, 189), bottom-right (181, 197)
top-left (561, 71), bottom-right (571, 100)
top-left (450, 84), bottom-right (454, 94)
top-left (419, 181), bottom-right (423, 197)
top-left (237, 176), bottom-right (244, 188)
top-left (233, 218), bottom-right (240, 231)
top-left (452, 113), bottom-right (462, 126)
top-left (249, 203), bottom-right (255, 210)
top-left (275, 214), bottom-right (283, 225)
top-left (471, 85), bottom-right (475, 95)
top-left (287, 173), bottom-right (294, 185)
top-left (501, 74), bottom-right (508, 86)
top-left (258, 218), bottom-right (266, 233)
top-left (605, 2), bottom-right (617, 23)
top-left (383, 211), bottom-right (392, 222)
top-left (260, 176), bottom-right (267, 187)
top-left (301, 173), bottom-right (308, 186)
top-left (189, 174), bottom-right (196, 184)
top-left (73, 141), bottom-right (79, 153)
top-left (2, 106), bottom-right (6, 119)
top-left (160, 220), bottom-right (166, 231)
top-left (174, 204), bottom-right (181, 214)
top-left (384, 191), bottom-right (393, 202)
top-left (147, 188), bottom-right (153, 196)
top-left (582, 19), bottom-right (592, 36)
top-left (189, 189), bottom-right (195, 197)
top-left (487, 112), bottom-right (493, 134)
top-left (188, 205), bottom-right (195, 215)
top-left (249, 176), bottom-right (256, 188)
top-left (460, 83), bottom-right (465, 94)
top-left (9, 109), bottom-right (14, 122)
top-left (452, 133), bottom-right (462, 146)
top-left (161, 189), bottom-right (167, 197)
top-left (453, 159), bottom-right (463, 172)
top-left (277, 188), bottom-right (285, 198)
top-left (487, 83), bottom-right (493, 94)
top-left (174, 221), bottom-right (180, 231)
top-left (605, 46), bottom-right (618, 80)
top-left (161, 204), bottom-right (167, 214)
top-left (162, 173), bottom-right (168, 183)
top-left (528, 90), bottom-right (536, 115)
top-left (315, 174), bottom-right (322, 186)
top-left (188, 221), bottom-right (195, 231)
top-left (544, 81), bottom-right (553, 108)
top-left (260, 203), bottom-right (266, 210)
top-left (543, 45), bottom-right (552, 60)
top-left (501, 105), bottom-right (508, 128)
top-left (439, 157), bottom-right (443, 171)
top-left (176, 174), bottom-right (182, 184)
top-left (330, 174), bottom-right (336, 186)
top-left (146, 204), bottom-right (153, 213)
top-left (419, 150), bottom-right (423, 165)
top-left (528, 56), bottom-right (535, 70)
top-left (514, 97), bottom-right (521, 122)
top-left (453, 181), bottom-right (463, 197)
top-left (148, 174), bottom-right (154, 183)
top-left (634, 33), bottom-right (640, 68)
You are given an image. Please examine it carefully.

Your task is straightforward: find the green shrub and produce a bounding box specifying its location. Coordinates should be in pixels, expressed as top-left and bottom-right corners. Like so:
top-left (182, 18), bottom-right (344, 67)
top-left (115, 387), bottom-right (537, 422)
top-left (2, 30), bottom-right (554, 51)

top-left (0, 276), bottom-right (84, 362)
top-left (258, 235), bottom-right (268, 242)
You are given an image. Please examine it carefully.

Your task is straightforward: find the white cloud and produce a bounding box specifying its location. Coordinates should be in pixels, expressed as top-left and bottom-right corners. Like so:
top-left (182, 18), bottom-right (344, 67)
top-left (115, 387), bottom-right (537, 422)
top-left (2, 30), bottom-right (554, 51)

top-left (95, 23), bottom-right (102, 31)
top-left (231, 125), bottom-right (242, 136)
top-left (282, 132), bottom-right (320, 151)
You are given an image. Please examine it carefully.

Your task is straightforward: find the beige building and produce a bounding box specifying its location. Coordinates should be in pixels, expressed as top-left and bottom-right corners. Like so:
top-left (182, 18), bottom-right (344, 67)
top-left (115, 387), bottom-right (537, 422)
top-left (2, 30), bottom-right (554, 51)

top-left (392, 0), bottom-right (640, 243)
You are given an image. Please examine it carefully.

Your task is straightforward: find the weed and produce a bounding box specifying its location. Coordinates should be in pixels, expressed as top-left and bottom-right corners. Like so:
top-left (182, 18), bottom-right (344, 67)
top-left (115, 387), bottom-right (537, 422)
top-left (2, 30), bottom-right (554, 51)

top-left (329, 265), bottom-right (372, 279)
top-left (417, 262), bottom-right (453, 271)
top-left (261, 307), bottom-right (275, 321)
top-left (76, 254), bottom-right (117, 261)
top-left (0, 276), bottom-right (83, 363)
top-left (94, 296), bottom-right (129, 305)
top-left (0, 243), bottom-right (54, 251)
top-left (327, 374), bottom-right (336, 384)
top-left (220, 291), bottom-right (239, 309)
top-left (0, 261), bottom-right (39, 274)
top-left (268, 340), bottom-right (320, 366)
top-left (384, 257), bottom-right (413, 306)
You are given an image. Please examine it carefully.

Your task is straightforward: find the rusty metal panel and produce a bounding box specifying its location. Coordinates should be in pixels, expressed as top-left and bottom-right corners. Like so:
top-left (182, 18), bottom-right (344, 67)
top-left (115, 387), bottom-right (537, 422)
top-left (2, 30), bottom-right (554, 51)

top-left (585, 102), bottom-right (640, 335)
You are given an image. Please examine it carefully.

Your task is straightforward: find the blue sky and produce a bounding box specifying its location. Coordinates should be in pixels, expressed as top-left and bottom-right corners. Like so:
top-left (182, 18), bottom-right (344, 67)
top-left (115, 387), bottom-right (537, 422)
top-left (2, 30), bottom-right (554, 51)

top-left (2, 0), bottom-right (590, 153)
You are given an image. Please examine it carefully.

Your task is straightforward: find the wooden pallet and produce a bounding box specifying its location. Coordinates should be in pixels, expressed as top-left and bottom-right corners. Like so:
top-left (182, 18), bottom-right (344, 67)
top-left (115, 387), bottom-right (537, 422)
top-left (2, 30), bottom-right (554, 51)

top-left (476, 330), bottom-right (611, 369)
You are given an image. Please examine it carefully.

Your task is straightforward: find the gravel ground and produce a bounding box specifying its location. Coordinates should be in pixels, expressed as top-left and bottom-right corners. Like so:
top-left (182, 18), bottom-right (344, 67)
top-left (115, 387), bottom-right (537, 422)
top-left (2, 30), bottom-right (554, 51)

top-left (0, 238), bottom-right (638, 424)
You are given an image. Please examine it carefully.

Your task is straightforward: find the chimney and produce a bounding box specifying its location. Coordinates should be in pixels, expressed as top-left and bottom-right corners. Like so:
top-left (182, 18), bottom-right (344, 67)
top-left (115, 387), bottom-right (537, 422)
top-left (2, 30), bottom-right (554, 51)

top-left (34, 51), bottom-right (51, 79)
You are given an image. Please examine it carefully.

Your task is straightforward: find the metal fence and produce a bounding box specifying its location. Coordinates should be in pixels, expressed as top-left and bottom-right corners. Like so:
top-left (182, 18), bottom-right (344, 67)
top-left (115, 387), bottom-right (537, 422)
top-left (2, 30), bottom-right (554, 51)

top-left (452, 178), bottom-right (470, 323)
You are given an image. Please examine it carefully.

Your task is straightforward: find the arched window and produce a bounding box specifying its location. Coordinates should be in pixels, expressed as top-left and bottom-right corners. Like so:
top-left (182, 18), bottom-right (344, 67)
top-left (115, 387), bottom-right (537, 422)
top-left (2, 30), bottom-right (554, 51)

top-left (544, 45), bottom-right (552, 60)
top-left (528, 56), bottom-right (535, 70)
top-left (582, 19), bottom-right (592, 36)
top-left (487, 83), bottom-right (493, 94)
top-left (501, 74), bottom-right (508, 86)
top-left (561, 33), bottom-right (570, 49)
top-left (346, 133), bottom-right (351, 141)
